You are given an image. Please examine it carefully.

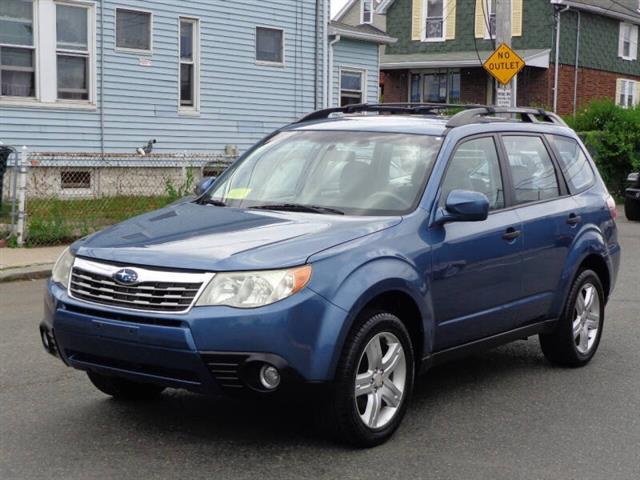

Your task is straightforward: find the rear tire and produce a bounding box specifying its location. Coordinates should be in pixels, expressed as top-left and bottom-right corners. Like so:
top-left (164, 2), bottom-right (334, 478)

top-left (539, 269), bottom-right (605, 367)
top-left (320, 311), bottom-right (414, 448)
top-left (87, 372), bottom-right (166, 400)
top-left (625, 197), bottom-right (640, 221)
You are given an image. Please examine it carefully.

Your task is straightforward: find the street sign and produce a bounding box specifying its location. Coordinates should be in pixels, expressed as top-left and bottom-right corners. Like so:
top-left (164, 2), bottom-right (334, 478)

top-left (483, 43), bottom-right (525, 86)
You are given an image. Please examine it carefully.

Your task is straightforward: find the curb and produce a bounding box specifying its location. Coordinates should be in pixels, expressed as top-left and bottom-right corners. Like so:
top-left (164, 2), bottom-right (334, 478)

top-left (0, 264), bottom-right (53, 283)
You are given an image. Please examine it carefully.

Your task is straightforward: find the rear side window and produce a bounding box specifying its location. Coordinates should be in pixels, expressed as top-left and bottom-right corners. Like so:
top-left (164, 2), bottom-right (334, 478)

top-left (441, 137), bottom-right (505, 211)
top-left (550, 136), bottom-right (595, 193)
top-left (502, 136), bottom-right (560, 205)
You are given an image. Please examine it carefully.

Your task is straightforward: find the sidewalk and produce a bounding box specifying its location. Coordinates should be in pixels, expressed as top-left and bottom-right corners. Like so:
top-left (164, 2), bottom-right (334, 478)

top-left (0, 245), bottom-right (67, 282)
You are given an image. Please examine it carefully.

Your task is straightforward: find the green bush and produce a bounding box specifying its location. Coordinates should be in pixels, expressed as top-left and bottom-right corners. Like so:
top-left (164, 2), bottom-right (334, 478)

top-left (566, 100), bottom-right (640, 195)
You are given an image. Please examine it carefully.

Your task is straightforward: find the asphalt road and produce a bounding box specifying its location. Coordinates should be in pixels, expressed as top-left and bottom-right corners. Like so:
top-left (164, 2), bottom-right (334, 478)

top-left (1, 216), bottom-right (639, 480)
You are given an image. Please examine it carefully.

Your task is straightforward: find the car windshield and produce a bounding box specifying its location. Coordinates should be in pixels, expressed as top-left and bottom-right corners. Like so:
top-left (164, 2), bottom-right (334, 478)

top-left (203, 130), bottom-right (443, 216)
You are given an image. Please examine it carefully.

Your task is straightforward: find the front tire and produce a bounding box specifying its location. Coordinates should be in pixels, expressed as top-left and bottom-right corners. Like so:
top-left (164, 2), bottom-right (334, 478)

top-left (625, 197), bottom-right (640, 221)
top-left (87, 372), bottom-right (166, 400)
top-left (539, 269), bottom-right (605, 367)
top-left (322, 311), bottom-right (415, 447)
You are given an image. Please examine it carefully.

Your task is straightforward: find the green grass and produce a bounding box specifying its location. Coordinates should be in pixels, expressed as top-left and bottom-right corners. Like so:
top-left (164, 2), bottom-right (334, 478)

top-left (17, 195), bottom-right (175, 247)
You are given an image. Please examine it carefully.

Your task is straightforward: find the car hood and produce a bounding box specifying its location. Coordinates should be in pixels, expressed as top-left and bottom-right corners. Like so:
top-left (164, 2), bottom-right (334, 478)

top-left (73, 202), bottom-right (401, 271)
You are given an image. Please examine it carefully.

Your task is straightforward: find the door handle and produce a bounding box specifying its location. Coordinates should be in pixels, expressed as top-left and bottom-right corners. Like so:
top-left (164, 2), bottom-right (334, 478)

top-left (566, 213), bottom-right (582, 225)
top-left (502, 227), bottom-right (521, 241)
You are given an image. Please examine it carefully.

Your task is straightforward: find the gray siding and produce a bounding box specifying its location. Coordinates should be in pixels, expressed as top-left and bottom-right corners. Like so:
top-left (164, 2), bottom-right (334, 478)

top-left (0, 0), bottom-right (326, 154)
top-left (332, 38), bottom-right (380, 106)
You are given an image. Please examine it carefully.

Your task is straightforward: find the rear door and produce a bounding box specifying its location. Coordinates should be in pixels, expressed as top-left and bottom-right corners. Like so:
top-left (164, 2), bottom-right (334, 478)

top-left (499, 134), bottom-right (579, 324)
top-left (431, 135), bottom-right (523, 350)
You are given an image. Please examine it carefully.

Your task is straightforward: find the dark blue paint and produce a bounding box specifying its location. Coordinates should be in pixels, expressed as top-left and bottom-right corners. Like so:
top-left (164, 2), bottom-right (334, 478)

top-left (43, 116), bottom-right (621, 393)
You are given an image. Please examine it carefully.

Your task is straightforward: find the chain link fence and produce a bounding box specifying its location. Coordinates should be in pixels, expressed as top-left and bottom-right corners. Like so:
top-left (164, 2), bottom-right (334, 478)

top-left (1, 150), bottom-right (236, 247)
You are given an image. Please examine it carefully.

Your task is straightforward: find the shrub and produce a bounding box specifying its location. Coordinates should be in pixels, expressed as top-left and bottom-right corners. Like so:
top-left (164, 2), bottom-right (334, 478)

top-left (566, 100), bottom-right (640, 195)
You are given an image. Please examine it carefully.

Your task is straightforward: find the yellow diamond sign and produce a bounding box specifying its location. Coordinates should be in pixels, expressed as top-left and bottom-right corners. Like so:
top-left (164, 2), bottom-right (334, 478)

top-left (483, 43), bottom-right (525, 86)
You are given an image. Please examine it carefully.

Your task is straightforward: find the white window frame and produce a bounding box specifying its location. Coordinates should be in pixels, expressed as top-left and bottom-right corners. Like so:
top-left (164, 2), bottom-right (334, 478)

top-left (423, 0), bottom-right (446, 42)
top-left (617, 79), bottom-right (638, 108)
top-left (407, 68), bottom-right (461, 103)
top-left (255, 26), bottom-right (285, 67)
top-left (484, 0), bottom-right (497, 40)
top-left (618, 22), bottom-right (638, 61)
top-left (361, 0), bottom-right (374, 24)
top-left (0, 0), bottom-right (38, 102)
top-left (0, 0), bottom-right (97, 109)
top-left (55, 1), bottom-right (94, 104)
top-left (115, 7), bottom-right (153, 55)
top-left (339, 67), bottom-right (367, 106)
top-left (178, 17), bottom-right (200, 115)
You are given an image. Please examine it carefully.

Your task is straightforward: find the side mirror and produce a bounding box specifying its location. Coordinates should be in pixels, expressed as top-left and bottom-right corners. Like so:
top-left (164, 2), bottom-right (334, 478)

top-left (195, 176), bottom-right (216, 196)
top-left (435, 190), bottom-right (490, 225)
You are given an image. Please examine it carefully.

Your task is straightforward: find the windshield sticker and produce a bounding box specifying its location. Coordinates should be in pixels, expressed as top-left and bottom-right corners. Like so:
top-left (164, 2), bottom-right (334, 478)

top-left (226, 188), bottom-right (252, 200)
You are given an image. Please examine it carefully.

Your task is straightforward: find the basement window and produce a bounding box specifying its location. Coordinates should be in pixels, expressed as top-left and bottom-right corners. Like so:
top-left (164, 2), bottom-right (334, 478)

top-left (61, 171), bottom-right (91, 189)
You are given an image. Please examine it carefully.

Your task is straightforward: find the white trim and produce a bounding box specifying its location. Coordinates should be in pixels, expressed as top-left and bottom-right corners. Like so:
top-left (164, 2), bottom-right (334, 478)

top-left (423, 0), bottom-right (446, 42)
top-left (255, 25), bottom-right (286, 67)
top-left (328, 25), bottom-right (397, 44)
top-left (114, 7), bottom-right (153, 55)
top-left (177, 16), bottom-right (200, 115)
top-left (334, 0), bottom-right (360, 21)
top-left (618, 22), bottom-right (638, 60)
top-left (338, 66), bottom-right (367, 107)
top-left (616, 78), bottom-right (639, 108)
top-left (483, 0), bottom-right (496, 40)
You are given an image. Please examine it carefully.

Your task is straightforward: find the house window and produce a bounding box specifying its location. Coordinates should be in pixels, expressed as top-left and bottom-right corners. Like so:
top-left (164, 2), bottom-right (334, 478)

top-left (61, 171), bottom-right (91, 189)
top-left (617, 79), bottom-right (638, 108)
top-left (425, 0), bottom-right (445, 40)
top-left (56, 4), bottom-right (90, 100)
top-left (116, 9), bottom-right (152, 52)
top-left (619, 22), bottom-right (638, 60)
top-left (256, 27), bottom-right (284, 65)
top-left (340, 69), bottom-right (365, 106)
top-left (409, 69), bottom-right (460, 103)
top-left (486, 0), bottom-right (497, 39)
top-left (179, 18), bottom-right (199, 110)
top-left (0, 0), bottom-right (36, 98)
top-left (362, 0), bottom-right (373, 24)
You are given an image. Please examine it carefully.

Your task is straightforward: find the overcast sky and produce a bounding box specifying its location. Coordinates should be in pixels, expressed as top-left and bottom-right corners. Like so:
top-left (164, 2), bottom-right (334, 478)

top-left (332, 0), bottom-right (350, 17)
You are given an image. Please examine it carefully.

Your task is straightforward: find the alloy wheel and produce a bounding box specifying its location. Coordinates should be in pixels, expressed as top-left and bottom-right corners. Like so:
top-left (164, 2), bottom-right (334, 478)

top-left (573, 283), bottom-right (601, 355)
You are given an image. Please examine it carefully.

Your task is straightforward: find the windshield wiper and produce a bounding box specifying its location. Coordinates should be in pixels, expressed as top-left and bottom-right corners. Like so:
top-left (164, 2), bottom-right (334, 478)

top-left (249, 203), bottom-right (344, 215)
top-left (200, 197), bottom-right (227, 207)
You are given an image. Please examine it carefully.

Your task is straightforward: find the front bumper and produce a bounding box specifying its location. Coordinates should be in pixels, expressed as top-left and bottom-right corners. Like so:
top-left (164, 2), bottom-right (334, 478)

top-left (42, 280), bottom-right (347, 395)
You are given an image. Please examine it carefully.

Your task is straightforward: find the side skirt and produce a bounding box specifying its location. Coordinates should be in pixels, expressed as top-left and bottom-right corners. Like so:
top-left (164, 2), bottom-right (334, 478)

top-left (419, 319), bottom-right (557, 375)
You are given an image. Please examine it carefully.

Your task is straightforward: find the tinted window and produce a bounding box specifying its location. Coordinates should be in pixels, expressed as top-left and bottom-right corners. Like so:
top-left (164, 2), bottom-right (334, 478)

top-left (441, 137), bottom-right (505, 211)
top-left (550, 136), bottom-right (595, 193)
top-left (256, 27), bottom-right (283, 64)
top-left (503, 136), bottom-right (560, 204)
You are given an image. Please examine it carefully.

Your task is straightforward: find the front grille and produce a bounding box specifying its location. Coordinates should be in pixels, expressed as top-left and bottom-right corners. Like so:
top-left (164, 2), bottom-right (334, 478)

top-left (70, 266), bottom-right (204, 313)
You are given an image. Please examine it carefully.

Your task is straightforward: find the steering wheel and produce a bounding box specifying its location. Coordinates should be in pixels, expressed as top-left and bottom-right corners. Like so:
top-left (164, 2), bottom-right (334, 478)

top-left (366, 191), bottom-right (410, 210)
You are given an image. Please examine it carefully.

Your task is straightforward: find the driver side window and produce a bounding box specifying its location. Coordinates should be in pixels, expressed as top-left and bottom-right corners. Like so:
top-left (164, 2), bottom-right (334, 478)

top-left (441, 137), bottom-right (505, 211)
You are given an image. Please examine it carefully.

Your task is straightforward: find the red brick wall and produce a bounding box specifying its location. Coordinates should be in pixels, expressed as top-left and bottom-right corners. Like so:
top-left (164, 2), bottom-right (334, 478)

top-left (381, 70), bottom-right (409, 103)
top-left (460, 68), bottom-right (487, 104)
top-left (517, 67), bottom-right (552, 109)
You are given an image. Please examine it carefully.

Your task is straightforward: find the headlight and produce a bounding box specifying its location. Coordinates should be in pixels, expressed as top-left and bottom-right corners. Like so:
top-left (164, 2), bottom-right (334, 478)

top-left (196, 265), bottom-right (312, 308)
top-left (51, 247), bottom-right (75, 288)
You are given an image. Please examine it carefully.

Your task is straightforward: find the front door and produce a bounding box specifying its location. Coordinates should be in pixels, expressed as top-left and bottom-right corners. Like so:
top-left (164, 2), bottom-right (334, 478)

top-left (430, 136), bottom-right (523, 350)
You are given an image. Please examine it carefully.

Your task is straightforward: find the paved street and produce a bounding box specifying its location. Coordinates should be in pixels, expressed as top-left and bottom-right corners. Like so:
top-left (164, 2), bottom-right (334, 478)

top-left (1, 216), bottom-right (639, 480)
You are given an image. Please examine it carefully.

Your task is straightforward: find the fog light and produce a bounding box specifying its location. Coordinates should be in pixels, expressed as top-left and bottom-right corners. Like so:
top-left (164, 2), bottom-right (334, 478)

top-left (259, 364), bottom-right (281, 390)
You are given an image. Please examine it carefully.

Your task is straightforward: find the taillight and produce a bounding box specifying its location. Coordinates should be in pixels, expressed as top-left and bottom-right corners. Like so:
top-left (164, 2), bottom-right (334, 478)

top-left (606, 195), bottom-right (618, 220)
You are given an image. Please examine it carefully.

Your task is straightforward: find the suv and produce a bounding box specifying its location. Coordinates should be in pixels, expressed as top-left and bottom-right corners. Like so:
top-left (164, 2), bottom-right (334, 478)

top-left (625, 172), bottom-right (640, 221)
top-left (41, 105), bottom-right (620, 447)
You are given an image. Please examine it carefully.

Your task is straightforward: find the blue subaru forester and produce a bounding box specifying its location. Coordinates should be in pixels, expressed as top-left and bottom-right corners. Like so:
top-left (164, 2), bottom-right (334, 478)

top-left (41, 105), bottom-right (620, 447)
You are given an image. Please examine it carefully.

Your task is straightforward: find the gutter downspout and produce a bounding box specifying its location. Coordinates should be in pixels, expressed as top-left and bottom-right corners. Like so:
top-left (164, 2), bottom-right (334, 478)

top-left (99, 0), bottom-right (105, 159)
top-left (573, 10), bottom-right (581, 117)
top-left (553, 5), bottom-right (569, 113)
top-left (314, 0), bottom-right (320, 109)
top-left (322, 2), bottom-right (330, 108)
top-left (328, 35), bottom-right (341, 108)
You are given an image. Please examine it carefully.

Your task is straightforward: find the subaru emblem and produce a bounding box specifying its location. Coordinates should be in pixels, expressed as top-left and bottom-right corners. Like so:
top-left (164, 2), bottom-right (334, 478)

top-left (113, 268), bottom-right (139, 285)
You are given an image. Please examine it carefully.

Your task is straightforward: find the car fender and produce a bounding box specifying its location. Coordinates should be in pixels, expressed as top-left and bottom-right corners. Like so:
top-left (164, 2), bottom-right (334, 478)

top-left (308, 254), bottom-right (434, 378)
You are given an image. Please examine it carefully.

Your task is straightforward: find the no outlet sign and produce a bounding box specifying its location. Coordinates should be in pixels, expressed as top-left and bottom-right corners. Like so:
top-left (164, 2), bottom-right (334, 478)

top-left (483, 43), bottom-right (525, 86)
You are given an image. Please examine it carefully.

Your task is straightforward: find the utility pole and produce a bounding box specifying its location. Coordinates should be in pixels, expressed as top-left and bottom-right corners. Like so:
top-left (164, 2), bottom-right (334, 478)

top-left (495, 0), bottom-right (515, 107)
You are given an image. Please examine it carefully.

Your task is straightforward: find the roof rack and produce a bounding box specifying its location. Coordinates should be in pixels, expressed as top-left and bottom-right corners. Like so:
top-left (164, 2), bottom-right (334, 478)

top-left (445, 107), bottom-right (567, 128)
top-left (294, 103), bottom-right (568, 129)
top-left (295, 103), bottom-right (485, 124)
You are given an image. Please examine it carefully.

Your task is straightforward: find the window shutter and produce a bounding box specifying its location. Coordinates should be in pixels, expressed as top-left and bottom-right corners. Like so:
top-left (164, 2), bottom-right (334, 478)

top-left (615, 79), bottom-right (624, 106)
top-left (412, 0), bottom-right (425, 41)
top-left (512, 0), bottom-right (523, 37)
top-left (445, 0), bottom-right (457, 40)
top-left (475, 0), bottom-right (486, 39)
top-left (632, 25), bottom-right (638, 60)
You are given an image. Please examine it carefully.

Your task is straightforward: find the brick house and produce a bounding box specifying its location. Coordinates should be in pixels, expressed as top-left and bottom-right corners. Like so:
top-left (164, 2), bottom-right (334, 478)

top-left (379, 0), bottom-right (640, 115)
